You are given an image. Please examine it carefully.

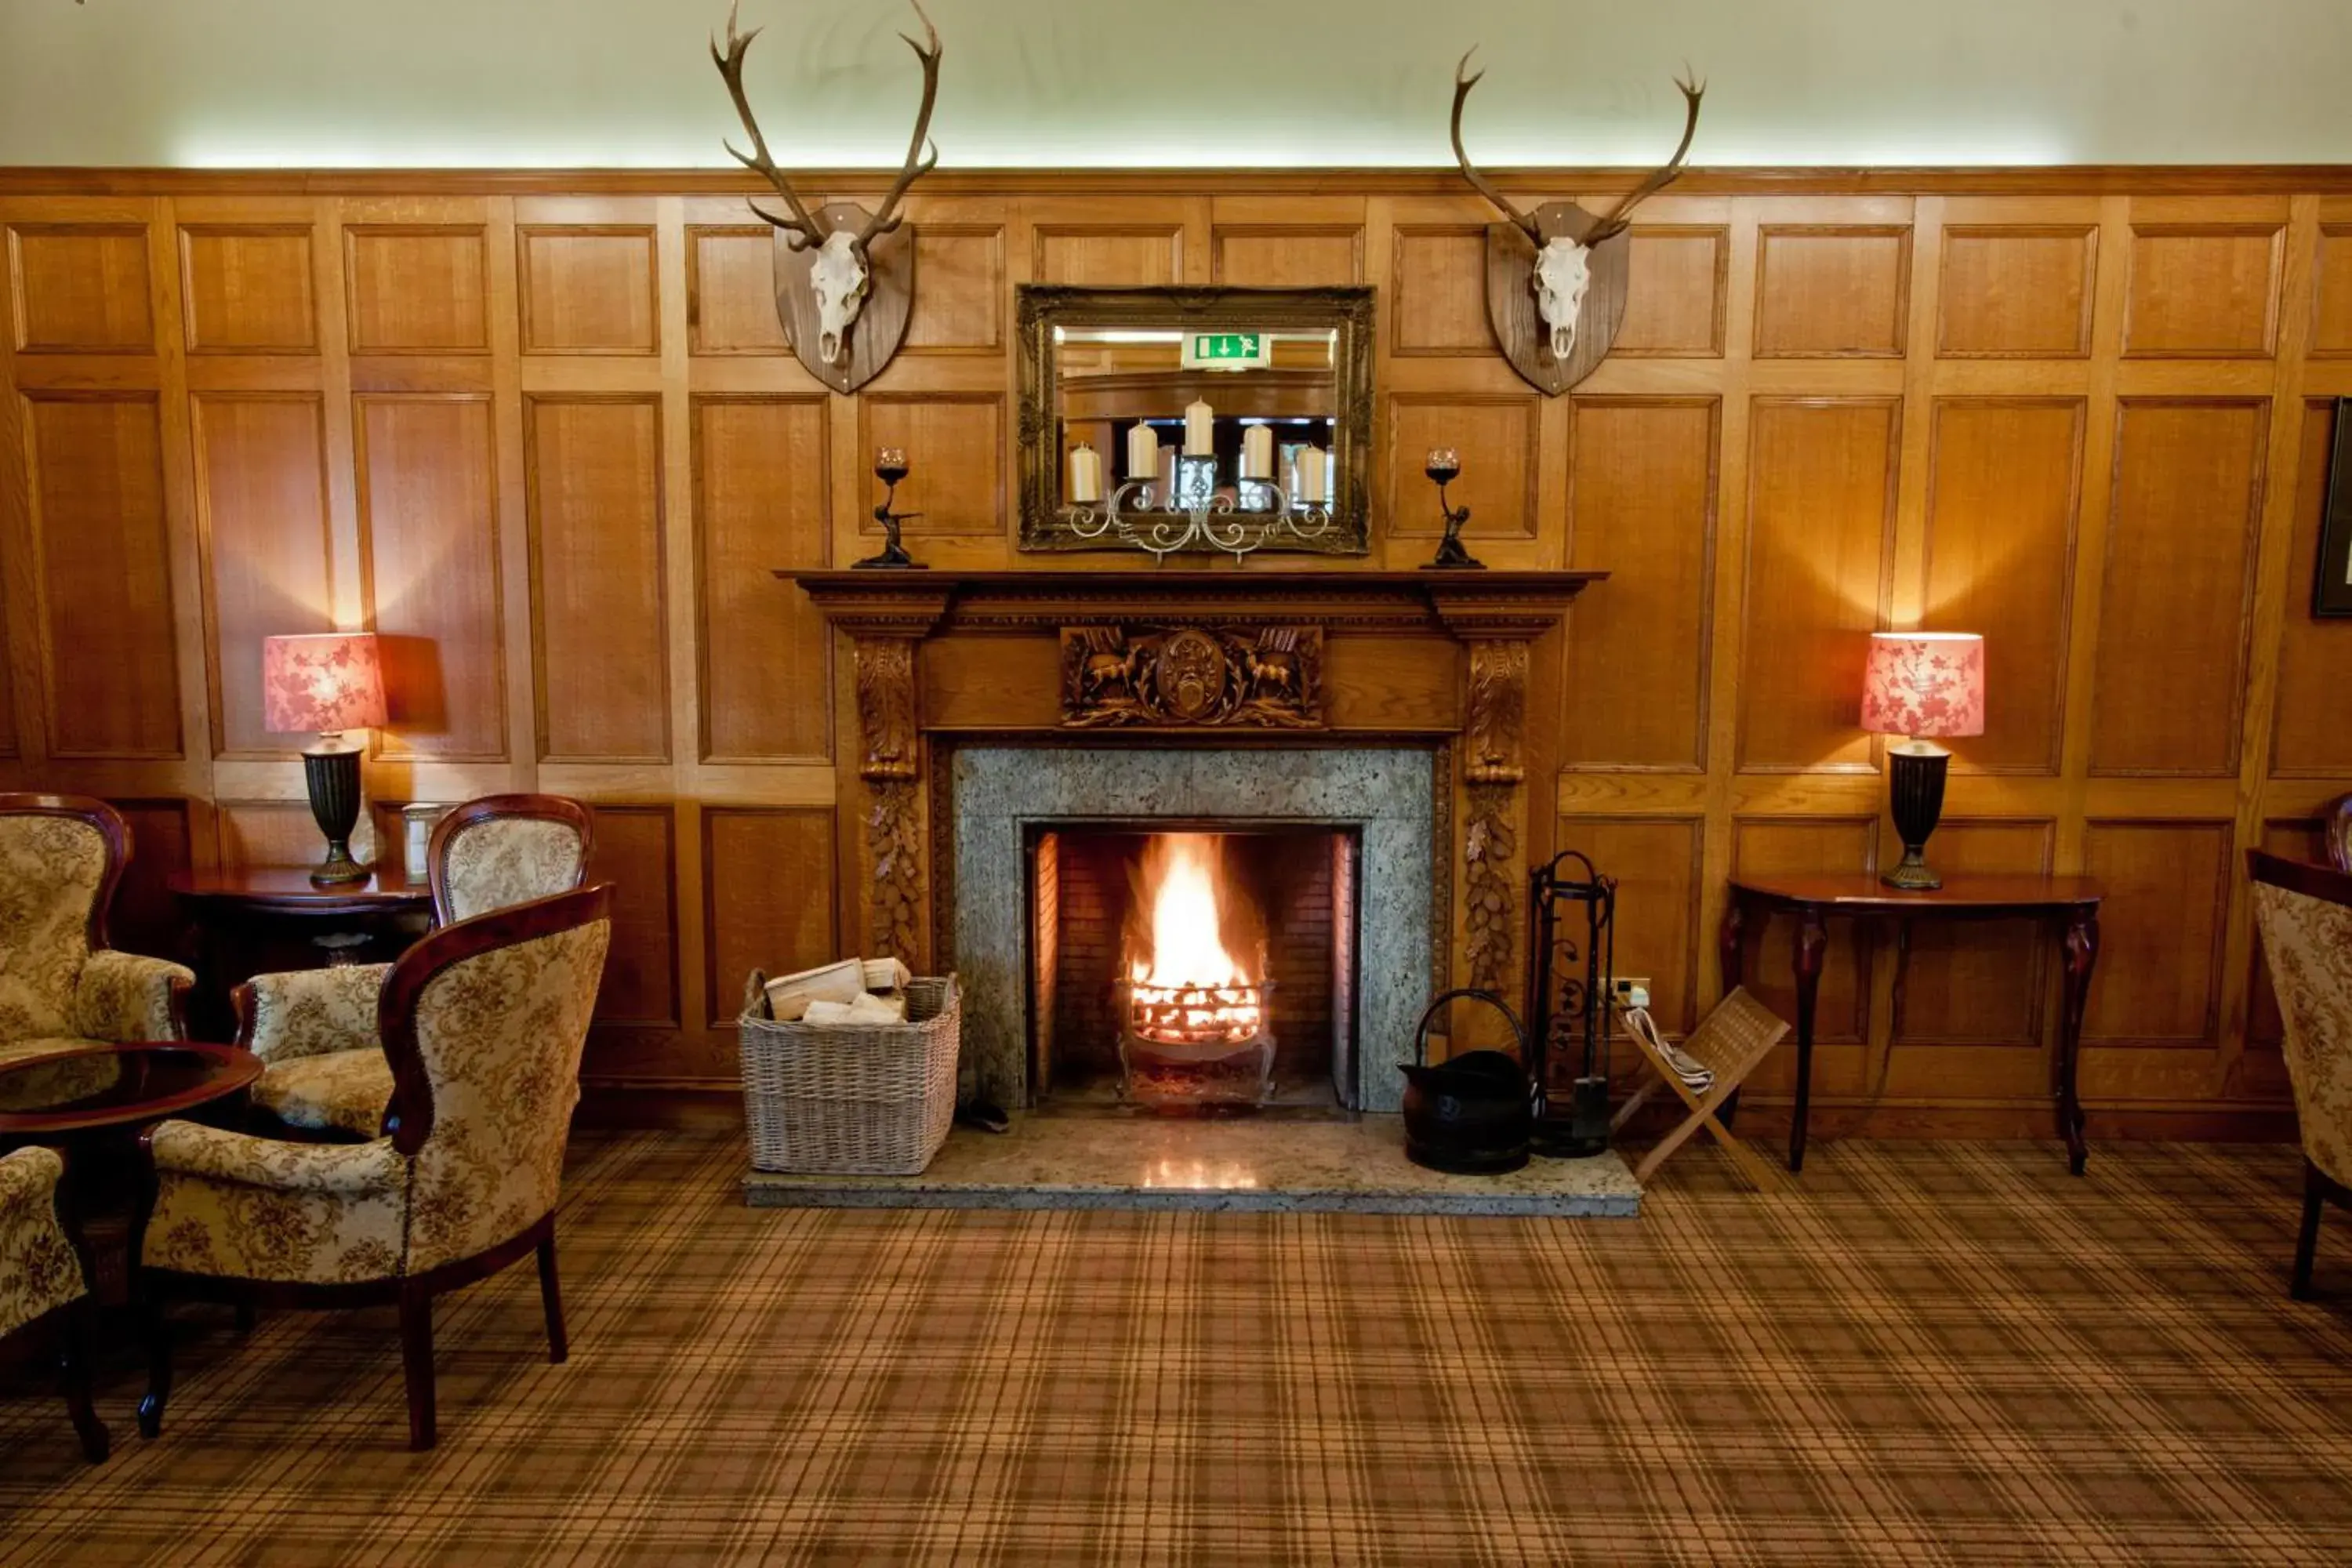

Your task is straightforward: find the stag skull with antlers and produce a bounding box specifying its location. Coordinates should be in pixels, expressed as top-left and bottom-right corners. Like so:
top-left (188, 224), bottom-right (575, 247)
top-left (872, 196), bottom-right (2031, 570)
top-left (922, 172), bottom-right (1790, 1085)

top-left (1451, 49), bottom-right (1703, 365)
top-left (713, 0), bottom-right (941, 368)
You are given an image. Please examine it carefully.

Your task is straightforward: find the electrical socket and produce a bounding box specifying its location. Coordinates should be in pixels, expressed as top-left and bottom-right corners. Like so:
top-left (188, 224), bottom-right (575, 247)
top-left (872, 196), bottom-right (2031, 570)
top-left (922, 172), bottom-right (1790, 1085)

top-left (1607, 976), bottom-right (1653, 1012)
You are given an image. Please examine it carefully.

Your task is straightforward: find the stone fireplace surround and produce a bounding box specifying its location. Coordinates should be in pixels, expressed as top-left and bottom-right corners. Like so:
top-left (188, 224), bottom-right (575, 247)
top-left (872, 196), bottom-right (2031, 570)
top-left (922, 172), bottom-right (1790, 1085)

top-left (949, 744), bottom-right (1440, 1112)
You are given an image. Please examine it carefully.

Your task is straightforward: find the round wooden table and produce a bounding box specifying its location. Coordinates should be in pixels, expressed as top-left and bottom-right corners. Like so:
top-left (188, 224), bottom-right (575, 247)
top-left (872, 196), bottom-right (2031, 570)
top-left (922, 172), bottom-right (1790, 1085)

top-left (0, 1041), bottom-right (263, 1302)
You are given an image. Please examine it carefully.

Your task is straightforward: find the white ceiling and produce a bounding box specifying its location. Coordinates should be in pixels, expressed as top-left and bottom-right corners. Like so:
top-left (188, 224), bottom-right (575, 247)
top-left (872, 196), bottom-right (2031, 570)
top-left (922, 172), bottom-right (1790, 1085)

top-left (2, 0), bottom-right (2348, 169)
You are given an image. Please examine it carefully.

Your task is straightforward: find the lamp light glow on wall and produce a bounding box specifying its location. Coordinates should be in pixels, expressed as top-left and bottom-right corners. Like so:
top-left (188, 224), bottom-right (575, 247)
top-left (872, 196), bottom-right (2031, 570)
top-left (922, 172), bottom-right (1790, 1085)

top-left (1860, 631), bottom-right (1984, 891)
top-left (262, 632), bottom-right (387, 886)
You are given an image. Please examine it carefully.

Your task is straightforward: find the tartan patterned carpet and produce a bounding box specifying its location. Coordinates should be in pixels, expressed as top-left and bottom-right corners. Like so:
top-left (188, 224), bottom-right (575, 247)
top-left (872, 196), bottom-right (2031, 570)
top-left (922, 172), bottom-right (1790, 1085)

top-left (0, 1131), bottom-right (2348, 1566)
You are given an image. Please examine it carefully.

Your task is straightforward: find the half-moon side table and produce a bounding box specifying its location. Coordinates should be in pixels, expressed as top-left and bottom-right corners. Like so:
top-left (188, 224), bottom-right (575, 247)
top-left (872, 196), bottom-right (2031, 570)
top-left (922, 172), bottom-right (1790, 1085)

top-left (168, 866), bottom-right (435, 1039)
top-left (1720, 874), bottom-right (2103, 1175)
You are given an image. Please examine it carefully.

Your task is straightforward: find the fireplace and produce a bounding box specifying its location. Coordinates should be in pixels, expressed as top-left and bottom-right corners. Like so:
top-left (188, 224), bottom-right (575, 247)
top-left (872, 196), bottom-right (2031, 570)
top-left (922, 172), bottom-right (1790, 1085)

top-left (949, 744), bottom-right (1439, 1113)
top-left (1029, 826), bottom-right (1359, 1109)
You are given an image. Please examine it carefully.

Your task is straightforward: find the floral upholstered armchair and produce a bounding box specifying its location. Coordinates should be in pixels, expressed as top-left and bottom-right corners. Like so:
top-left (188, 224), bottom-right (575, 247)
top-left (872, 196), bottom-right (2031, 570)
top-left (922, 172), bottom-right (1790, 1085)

top-left (1, 1146), bottom-right (109, 1461)
top-left (138, 884), bottom-right (613, 1451)
top-left (239, 794), bottom-right (593, 1139)
top-left (0, 794), bottom-right (191, 1068)
top-left (2247, 849), bottom-right (2352, 1299)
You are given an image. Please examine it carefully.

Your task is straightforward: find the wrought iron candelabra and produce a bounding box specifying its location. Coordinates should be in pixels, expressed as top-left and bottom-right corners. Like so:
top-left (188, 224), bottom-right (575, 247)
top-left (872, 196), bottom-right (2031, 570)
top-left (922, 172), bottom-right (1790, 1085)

top-left (1068, 454), bottom-right (1334, 564)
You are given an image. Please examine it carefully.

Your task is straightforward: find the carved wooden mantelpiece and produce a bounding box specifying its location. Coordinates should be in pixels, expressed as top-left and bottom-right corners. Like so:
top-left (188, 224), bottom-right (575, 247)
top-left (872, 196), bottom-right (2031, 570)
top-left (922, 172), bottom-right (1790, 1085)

top-left (782, 569), bottom-right (1602, 1014)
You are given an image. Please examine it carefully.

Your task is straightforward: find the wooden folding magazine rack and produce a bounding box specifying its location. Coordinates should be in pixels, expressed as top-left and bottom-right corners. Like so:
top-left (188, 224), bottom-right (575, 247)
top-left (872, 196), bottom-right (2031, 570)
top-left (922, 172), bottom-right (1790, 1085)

top-left (1611, 985), bottom-right (1791, 1190)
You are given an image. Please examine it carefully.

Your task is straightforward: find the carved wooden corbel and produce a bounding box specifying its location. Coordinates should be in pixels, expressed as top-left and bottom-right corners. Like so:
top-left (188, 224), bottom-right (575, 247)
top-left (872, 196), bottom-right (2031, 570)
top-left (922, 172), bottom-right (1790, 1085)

top-left (1461, 637), bottom-right (1531, 996)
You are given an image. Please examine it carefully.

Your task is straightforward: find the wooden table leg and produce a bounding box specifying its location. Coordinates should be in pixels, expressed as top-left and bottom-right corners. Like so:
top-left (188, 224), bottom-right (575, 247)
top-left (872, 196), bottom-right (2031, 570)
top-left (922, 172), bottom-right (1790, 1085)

top-left (1789, 908), bottom-right (1827, 1172)
top-left (2059, 908), bottom-right (2100, 1175)
top-left (1717, 901), bottom-right (1745, 1128)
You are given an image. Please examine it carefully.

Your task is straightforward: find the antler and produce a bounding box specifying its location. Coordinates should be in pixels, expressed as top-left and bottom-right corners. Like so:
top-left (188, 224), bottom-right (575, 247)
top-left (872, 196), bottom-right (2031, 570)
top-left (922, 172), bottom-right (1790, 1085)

top-left (1450, 48), bottom-right (1543, 248)
top-left (853, 0), bottom-right (943, 248)
top-left (711, 0), bottom-right (833, 250)
top-left (1586, 70), bottom-right (1705, 242)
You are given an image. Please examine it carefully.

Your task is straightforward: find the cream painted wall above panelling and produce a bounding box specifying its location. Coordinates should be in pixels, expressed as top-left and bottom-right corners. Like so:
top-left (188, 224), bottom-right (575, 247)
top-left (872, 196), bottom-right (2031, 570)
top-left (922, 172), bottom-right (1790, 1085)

top-left (4, 0), bottom-right (2352, 168)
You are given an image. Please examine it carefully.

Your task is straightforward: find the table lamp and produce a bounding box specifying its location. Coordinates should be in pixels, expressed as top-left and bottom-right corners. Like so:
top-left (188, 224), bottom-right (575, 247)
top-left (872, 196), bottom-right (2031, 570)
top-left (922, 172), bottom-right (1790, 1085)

top-left (262, 632), bottom-right (387, 886)
top-left (1860, 631), bottom-right (1984, 891)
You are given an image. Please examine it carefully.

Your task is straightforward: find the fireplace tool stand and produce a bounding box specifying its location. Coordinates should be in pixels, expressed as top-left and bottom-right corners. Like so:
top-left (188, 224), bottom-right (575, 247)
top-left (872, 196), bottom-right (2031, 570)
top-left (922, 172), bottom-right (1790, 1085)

top-left (1529, 850), bottom-right (1617, 1158)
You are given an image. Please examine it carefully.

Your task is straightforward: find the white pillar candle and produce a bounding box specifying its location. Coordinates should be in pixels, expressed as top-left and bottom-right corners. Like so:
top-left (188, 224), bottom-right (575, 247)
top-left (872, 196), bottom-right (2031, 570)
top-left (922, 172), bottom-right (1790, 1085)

top-left (1068, 442), bottom-right (1102, 504)
top-left (1125, 423), bottom-right (1158, 481)
top-left (1298, 446), bottom-right (1328, 503)
top-left (1240, 424), bottom-right (1273, 480)
top-left (1185, 398), bottom-right (1214, 456)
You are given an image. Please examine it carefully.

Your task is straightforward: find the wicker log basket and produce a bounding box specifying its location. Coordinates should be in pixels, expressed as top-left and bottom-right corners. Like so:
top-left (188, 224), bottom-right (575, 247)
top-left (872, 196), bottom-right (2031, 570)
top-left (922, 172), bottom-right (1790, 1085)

top-left (739, 971), bottom-right (961, 1175)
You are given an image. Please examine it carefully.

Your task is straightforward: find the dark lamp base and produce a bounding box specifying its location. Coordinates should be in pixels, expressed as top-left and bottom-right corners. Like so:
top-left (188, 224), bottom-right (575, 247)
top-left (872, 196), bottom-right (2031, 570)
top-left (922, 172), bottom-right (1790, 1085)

top-left (1881, 743), bottom-right (1951, 891)
top-left (300, 742), bottom-right (370, 887)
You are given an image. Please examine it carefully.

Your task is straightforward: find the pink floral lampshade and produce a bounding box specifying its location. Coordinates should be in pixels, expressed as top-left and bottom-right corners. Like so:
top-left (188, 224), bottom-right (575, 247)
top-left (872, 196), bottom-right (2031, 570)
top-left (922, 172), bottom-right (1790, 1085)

top-left (1860, 632), bottom-right (1984, 739)
top-left (261, 632), bottom-right (387, 735)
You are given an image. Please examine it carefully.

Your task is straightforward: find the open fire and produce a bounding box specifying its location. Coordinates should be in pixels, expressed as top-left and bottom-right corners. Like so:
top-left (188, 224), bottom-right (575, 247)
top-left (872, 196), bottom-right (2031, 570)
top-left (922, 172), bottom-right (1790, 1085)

top-left (1119, 833), bottom-right (1274, 1108)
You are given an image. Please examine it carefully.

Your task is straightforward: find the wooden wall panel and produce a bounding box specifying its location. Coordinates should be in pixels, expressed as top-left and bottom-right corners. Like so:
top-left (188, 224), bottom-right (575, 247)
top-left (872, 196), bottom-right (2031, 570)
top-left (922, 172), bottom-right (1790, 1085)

top-left (1936, 226), bottom-right (2095, 358)
top-left (1392, 227), bottom-right (1490, 354)
top-left (1739, 398), bottom-right (1898, 771)
top-left (9, 223), bottom-right (151, 353)
top-left (2090, 399), bottom-right (2265, 777)
top-left (2313, 227), bottom-right (2352, 358)
top-left (1560, 397), bottom-right (1715, 770)
top-left (1923, 398), bottom-right (2082, 774)
top-left (1212, 227), bottom-right (1363, 287)
top-left (179, 225), bottom-right (315, 354)
top-left (191, 393), bottom-right (333, 757)
top-left (1385, 394), bottom-right (1538, 539)
top-left (686, 227), bottom-right (786, 355)
top-left (218, 799), bottom-right (376, 869)
top-left (1892, 820), bottom-right (2054, 1045)
top-left (585, 804), bottom-right (680, 1028)
top-left (702, 808), bottom-right (837, 1028)
top-left (2081, 820), bottom-right (2230, 1044)
top-left (694, 396), bottom-right (829, 762)
top-left (1732, 818), bottom-right (1875, 1046)
top-left (904, 226), bottom-right (1004, 352)
top-left (1556, 816), bottom-right (1700, 1033)
top-left (355, 394), bottom-right (506, 760)
top-left (2124, 225), bottom-right (2281, 357)
top-left (0, 171), bottom-right (2338, 1136)
top-left (860, 394), bottom-right (1004, 538)
top-left (525, 397), bottom-right (669, 762)
top-left (1753, 227), bottom-right (1909, 358)
top-left (107, 797), bottom-right (191, 961)
top-left (519, 226), bottom-right (659, 354)
top-left (2272, 400), bottom-right (2352, 775)
top-left (1033, 227), bottom-right (1181, 286)
top-left (1613, 227), bottom-right (1726, 357)
top-left (21, 394), bottom-right (181, 758)
top-left (345, 225), bottom-right (488, 354)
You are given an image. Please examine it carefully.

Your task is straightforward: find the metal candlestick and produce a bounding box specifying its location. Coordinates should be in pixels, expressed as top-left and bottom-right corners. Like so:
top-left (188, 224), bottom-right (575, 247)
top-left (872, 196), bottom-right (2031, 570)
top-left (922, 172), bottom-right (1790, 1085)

top-left (855, 446), bottom-right (927, 569)
top-left (1421, 448), bottom-right (1483, 570)
top-left (1068, 448), bottom-right (1335, 564)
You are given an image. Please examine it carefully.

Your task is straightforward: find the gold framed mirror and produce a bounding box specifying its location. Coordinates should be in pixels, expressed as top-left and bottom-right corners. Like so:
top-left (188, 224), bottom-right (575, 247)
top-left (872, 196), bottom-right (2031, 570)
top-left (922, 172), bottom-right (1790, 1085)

top-left (1017, 285), bottom-right (1374, 557)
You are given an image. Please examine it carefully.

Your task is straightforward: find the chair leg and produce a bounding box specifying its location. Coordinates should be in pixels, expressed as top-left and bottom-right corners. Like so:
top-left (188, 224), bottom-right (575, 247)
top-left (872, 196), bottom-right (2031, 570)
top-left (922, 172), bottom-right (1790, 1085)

top-left (536, 1229), bottom-right (568, 1366)
top-left (2293, 1163), bottom-right (2326, 1301)
top-left (137, 1279), bottom-right (172, 1439)
top-left (58, 1298), bottom-right (109, 1464)
top-left (398, 1287), bottom-right (437, 1452)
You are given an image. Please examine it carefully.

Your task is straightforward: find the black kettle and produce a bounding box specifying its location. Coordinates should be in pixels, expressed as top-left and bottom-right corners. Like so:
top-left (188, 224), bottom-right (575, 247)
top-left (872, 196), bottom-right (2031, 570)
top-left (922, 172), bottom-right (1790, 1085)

top-left (1399, 988), bottom-right (1534, 1174)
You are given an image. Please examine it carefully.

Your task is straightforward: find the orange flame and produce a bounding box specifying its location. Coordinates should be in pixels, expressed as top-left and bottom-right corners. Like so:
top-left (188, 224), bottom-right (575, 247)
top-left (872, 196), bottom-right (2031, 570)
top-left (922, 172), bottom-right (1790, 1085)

top-left (1127, 833), bottom-right (1264, 1045)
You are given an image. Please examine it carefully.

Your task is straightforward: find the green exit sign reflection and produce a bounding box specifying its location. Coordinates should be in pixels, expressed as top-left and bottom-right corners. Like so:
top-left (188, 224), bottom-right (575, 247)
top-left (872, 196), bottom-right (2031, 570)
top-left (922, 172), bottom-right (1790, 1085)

top-left (1181, 331), bottom-right (1273, 368)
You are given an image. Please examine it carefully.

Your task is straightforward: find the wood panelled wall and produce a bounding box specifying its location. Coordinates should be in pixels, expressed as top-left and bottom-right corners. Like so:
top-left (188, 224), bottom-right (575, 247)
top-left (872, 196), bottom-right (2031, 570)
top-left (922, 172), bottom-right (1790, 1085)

top-left (3, 169), bottom-right (2349, 1137)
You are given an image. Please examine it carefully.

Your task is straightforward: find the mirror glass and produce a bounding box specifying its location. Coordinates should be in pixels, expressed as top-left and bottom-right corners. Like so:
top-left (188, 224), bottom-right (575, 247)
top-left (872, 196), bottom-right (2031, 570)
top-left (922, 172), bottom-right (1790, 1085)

top-left (1018, 286), bottom-right (1373, 557)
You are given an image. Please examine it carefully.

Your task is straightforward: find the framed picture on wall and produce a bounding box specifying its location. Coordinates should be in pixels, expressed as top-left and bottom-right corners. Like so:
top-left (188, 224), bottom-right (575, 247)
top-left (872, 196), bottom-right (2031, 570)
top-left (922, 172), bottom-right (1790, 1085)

top-left (2318, 397), bottom-right (2352, 617)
